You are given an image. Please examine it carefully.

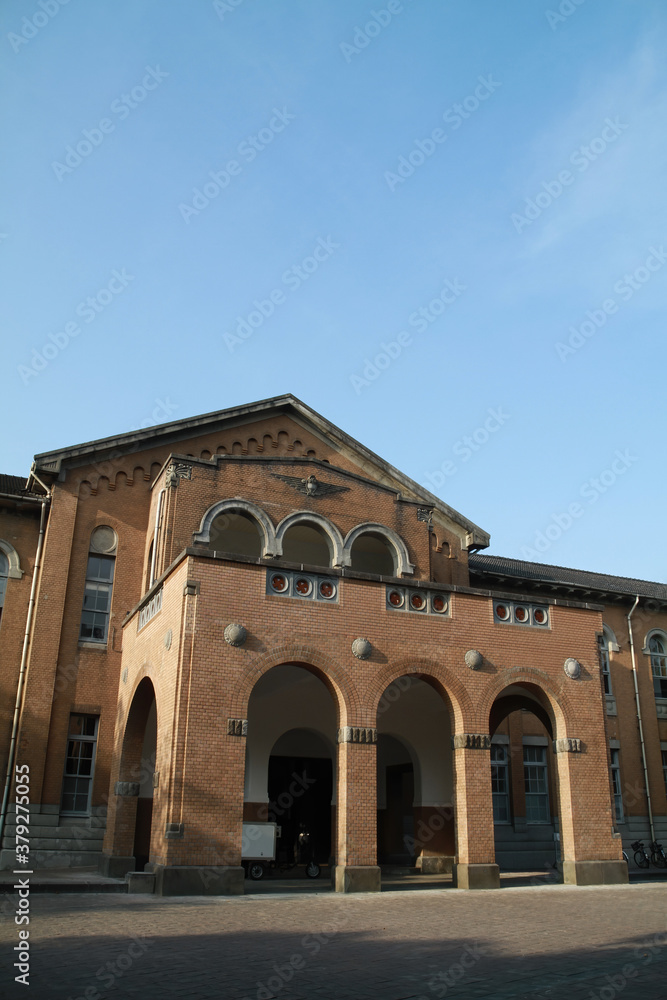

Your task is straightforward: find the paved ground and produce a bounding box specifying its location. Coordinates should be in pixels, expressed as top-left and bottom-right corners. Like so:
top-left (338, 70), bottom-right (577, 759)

top-left (1, 881), bottom-right (666, 1000)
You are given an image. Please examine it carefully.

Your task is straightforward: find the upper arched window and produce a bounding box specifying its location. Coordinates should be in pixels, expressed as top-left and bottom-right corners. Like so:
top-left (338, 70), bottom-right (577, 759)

top-left (79, 526), bottom-right (117, 644)
top-left (281, 522), bottom-right (331, 568)
top-left (597, 624), bottom-right (619, 696)
top-left (210, 510), bottom-right (262, 558)
top-left (649, 633), bottom-right (667, 698)
top-left (349, 531), bottom-right (396, 576)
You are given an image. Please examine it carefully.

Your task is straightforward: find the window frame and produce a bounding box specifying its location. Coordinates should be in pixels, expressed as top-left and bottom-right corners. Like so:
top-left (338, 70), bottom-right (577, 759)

top-left (491, 744), bottom-right (511, 824)
top-left (648, 632), bottom-right (667, 699)
top-left (79, 553), bottom-right (115, 644)
top-left (609, 748), bottom-right (624, 823)
top-left (523, 745), bottom-right (551, 824)
top-left (60, 714), bottom-right (99, 816)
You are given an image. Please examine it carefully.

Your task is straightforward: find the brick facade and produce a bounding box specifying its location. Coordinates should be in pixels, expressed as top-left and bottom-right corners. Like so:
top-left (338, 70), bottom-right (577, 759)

top-left (1, 396), bottom-right (664, 892)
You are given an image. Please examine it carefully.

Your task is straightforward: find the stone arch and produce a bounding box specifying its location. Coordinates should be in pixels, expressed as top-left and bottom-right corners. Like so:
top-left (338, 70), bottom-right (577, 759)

top-left (0, 538), bottom-right (24, 579)
top-left (601, 622), bottom-right (620, 652)
top-left (642, 627), bottom-right (667, 654)
top-left (193, 498), bottom-right (277, 557)
top-left (118, 676), bottom-right (158, 782)
top-left (275, 511), bottom-right (345, 568)
top-left (342, 522), bottom-right (414, 577)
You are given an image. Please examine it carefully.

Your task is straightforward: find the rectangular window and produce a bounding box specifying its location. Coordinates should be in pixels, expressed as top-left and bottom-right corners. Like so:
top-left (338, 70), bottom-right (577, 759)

top-left (662, 750), bottom-right (667, 798)
top-left (610, 749), bottom-right (624, 822)
top-left (79, 554), bottom-right (115, 643)
top-left (598, 634), bottom-right (611, 695)
top-left (523, 745), bottom-right (550, 823)
top-left (491, 745), bottom-right (510, 823)
top-left (61, 714), bottom-right (99, 815)
top-left (650, 637), bottom-right (667, 698)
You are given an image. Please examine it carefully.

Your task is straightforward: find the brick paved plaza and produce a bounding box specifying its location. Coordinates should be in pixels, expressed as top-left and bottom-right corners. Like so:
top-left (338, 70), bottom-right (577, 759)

top-left (1, 882), bottom-right (666, 1000)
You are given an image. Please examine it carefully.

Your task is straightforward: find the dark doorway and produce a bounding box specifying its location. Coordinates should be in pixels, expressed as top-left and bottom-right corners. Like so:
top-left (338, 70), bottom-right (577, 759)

top-left (268, 755), bottom-right (333, 866)
top-left (378, 762), bottom-right (414, 864)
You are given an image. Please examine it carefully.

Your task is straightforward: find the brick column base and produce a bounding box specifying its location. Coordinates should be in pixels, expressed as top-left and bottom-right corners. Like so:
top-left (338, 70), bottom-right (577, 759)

top-left (418, 856), bottom-right (455, 874)
top-left (332, 865), bottom-right (381, 893)
top-left (453, 862), bottom-right (500, 889)
top-left (562, 860), bottom-right (628, 886)
top-left (154, 864), bottom-right (245, 896)
top-left (99, 854), bottom-right (136, 879)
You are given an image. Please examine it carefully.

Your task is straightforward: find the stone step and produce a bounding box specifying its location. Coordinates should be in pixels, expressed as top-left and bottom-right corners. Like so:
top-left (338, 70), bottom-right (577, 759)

top-left (3, 824), bottom-right (105, 842)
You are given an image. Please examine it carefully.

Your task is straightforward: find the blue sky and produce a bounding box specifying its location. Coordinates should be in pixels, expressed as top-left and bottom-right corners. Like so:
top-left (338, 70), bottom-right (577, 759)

top-left (2, 0), bottom-right (666, 581)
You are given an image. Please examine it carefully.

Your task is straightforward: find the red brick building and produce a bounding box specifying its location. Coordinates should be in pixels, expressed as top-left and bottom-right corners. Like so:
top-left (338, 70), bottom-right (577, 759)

top-left (1, 395), bottom-right (665, 893)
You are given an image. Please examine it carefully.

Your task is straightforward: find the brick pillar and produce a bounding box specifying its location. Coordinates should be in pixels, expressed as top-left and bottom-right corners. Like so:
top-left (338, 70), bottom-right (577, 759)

top-left (452, 733), bottom-right (500, 889)
top-left (16, 488), bottom-right (78, 806)
top-left (554, 738), bottom-right (627, 885)
top-left (334, 727), bottom-right (381, 892)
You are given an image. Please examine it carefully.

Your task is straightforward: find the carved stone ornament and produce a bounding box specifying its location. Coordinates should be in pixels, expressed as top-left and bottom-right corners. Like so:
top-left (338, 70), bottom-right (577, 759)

top-left (351, 637), bottom-right (372, 660)
top-left (114, 781), bottom-right (140, 797)
top-left (227, 718), bottom-right (248, 737)
top-left (338, 727), bottom-right (378, 744)
top-left (166, 463), bottom-right (192, 487)
top-left (451, 733), bottom-right (492, 750)
top-left (272, 473), bottom-right (350, 497)
top-left (224, 623), bottom-right (247, 647)
top-left (465, 649), bottom-right (483, 671)
top-left (563, 657), bottom-right (582, 680)
top-left (553, 737), bottom-right (583, 754)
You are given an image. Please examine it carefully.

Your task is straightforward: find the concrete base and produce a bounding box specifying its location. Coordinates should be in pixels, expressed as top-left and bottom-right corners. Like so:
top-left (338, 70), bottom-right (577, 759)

top-left (126, 872), bottom-right (156, 894)
top-left (99, 855), bottom-right (136, 879)
top-left (418, 856), bottom-right (454, 875)
top-left (333, 865), bottom-right (381, 893)
top-left (154, 864), bottom-right (245, 896)
top-left (562, 860), bottom-right (629, 886)
top-left (453, 863), bottom-right (500, 890)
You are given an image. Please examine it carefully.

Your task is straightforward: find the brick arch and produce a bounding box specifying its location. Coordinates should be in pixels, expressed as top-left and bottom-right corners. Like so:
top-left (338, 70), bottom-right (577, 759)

top-left (364, 657), bottom-right (470, 732)
top-left (229, 645), bottom-right (360, 728)
top-left (118, 675), bottom-right (157, 783)
top-left (479, 667), bottom-right (570, 740)
top-left (275, 511), bottom-right (345, 567)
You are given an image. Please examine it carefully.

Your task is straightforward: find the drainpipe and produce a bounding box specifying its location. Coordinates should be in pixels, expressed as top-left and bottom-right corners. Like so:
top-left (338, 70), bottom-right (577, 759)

top-left (149, 488), bottom-right (166, 588)
top-left (0, 496), bottom-right (49, 847)
top-left (627, 594), bottom-right (655, 842)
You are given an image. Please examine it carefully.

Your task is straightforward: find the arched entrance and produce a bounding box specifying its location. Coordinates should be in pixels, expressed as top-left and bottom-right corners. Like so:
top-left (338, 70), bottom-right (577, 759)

top-left (376, 674), bottom-right (454, 876)
top-left (489, 683), bottom-right (560, 874)
top-left (245, 664), bottom-right (337, 877)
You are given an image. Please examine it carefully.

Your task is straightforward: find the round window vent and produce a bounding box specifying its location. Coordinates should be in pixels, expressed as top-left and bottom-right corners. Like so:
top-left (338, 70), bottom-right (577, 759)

top-left (90, 525), bottom-right (117, 554)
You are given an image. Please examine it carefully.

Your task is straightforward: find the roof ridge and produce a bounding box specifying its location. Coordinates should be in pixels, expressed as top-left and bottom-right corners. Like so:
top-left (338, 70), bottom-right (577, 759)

top-left (469, 553), bottom-right (666, 590)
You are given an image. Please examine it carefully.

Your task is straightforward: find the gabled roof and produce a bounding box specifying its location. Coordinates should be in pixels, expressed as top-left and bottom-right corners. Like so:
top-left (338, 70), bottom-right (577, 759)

top-left (0, 474), bottom-right (45, 501)
top-left (31, 393), bottom-right (490, 547)
top-left (469, 553), bottom-right (667, 601)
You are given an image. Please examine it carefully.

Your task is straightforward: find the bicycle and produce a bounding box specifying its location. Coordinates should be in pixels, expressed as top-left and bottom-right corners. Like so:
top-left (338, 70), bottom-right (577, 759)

top-left (631, 840), bottom-right (650, 868)
top-left (649, 841), bottom-right (667, 868)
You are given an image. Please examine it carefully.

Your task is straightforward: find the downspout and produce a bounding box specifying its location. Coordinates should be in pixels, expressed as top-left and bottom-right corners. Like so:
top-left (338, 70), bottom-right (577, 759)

top-left (0, 496), bottom-right (49, 847)
top-left (627, 594), bottom-right (655, 842)
top-left (149, 488), bottom-right (166, 588)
